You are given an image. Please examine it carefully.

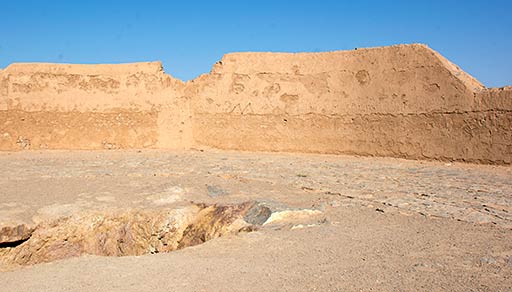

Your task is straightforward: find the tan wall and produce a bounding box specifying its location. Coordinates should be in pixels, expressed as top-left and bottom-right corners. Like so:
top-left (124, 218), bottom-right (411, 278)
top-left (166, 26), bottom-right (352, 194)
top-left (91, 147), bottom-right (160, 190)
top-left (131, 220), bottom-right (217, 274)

top-left (189, 44), bottom-right (511, 164)
top-left (0, 62), bottom-right (192, 150)
top-left (0, 44), bottom-right (510, 164)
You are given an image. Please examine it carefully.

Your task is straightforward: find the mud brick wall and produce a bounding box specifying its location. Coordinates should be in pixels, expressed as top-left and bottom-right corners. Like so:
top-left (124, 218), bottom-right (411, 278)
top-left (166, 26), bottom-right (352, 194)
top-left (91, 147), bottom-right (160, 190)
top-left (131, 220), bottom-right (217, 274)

top-left (189, 44), bottom-right (511, 164)
top-left (0, 62), bottom-right (192, 150)
top-left (1, 44), bottom-right (510, 164)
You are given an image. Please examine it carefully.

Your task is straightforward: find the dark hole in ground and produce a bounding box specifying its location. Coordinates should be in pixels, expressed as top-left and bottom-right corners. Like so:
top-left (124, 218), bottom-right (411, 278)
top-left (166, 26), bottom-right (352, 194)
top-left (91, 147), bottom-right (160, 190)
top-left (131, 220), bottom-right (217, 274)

top-left (0, 237), bottom-right (30, 249)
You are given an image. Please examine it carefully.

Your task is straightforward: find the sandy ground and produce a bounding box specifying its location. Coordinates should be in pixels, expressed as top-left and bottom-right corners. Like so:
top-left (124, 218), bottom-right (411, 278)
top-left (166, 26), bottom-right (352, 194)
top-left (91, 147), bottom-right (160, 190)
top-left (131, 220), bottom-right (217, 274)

top-left (0, 149), bottom-right (511, 291)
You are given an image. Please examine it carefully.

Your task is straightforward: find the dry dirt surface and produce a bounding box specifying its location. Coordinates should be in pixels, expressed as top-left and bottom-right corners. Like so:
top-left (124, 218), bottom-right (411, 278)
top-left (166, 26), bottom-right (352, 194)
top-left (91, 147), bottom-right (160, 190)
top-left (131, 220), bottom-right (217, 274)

top-left (0, 149), bottom-right (511, 291)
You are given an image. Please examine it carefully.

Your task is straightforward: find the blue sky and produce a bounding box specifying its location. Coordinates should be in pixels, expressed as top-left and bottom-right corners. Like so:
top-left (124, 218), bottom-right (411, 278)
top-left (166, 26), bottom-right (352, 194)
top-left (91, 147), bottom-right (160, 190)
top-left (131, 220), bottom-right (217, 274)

top-left (1, 0), bottom-right (510, 87)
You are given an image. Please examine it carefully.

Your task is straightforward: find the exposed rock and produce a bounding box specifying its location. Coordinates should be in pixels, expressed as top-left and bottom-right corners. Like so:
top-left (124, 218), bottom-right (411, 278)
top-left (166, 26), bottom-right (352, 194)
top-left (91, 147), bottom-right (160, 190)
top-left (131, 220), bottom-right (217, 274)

top-left (178, 202), bottom-right (254, 248)
top-left (0, 224), bottom-right (34, 245)
top-left (0, 201), bottom-right (266, 267)
top-left (264, 209), bottom-right (322, 225)
top-left (243, 203), bottom-right (272, 225)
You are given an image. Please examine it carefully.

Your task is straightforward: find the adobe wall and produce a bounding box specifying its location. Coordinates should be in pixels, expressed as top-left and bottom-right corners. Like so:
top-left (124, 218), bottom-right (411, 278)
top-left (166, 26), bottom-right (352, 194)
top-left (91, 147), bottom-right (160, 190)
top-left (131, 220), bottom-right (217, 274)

top-left (189, 44), bottom-right (511, 164)
top-left (0, 62), bottom-right (192, 150)
top-left (0, 44), bottom-right (510, 164)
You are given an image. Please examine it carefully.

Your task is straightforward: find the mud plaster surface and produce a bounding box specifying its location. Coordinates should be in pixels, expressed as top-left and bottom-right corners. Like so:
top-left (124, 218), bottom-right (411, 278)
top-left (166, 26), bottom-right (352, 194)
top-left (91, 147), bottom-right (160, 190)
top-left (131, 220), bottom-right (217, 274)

top-left (1, 44), bottom-right (511, 164)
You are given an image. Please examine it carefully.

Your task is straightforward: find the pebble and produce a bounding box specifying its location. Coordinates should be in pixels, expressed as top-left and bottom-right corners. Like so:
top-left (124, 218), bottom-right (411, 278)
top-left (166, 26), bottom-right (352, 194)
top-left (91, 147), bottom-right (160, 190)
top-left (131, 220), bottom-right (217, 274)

top-left (206, 184), bottom-right (228, 197)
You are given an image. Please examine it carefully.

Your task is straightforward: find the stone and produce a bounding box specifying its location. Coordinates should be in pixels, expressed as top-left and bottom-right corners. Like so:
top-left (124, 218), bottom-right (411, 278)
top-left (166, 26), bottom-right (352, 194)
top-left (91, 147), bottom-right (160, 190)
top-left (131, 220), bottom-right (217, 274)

top-left (243, 203), bottom-right (272, 225)
top-left (0, 224), bottom-right (34, 245)
top-left (206, 185), bottom-right (228, 197)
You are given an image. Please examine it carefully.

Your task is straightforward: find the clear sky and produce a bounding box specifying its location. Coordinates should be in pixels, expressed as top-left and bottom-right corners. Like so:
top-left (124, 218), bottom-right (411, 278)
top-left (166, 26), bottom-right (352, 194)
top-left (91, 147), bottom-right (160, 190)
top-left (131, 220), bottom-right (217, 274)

top-left (1, 0), bottom-right (510, 87)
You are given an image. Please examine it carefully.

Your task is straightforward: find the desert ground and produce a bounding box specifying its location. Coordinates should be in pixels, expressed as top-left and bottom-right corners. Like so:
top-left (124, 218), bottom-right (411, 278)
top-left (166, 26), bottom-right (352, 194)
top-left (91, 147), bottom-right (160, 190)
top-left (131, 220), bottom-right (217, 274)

top-left (0, 149), bottom-right (510, 291)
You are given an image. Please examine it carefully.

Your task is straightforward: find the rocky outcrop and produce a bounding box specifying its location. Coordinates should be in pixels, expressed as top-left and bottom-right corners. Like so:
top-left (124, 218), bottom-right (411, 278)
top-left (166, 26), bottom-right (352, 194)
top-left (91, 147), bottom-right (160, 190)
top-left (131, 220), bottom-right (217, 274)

top-left (0, 44), bottom-right (510, 163)
top-left (0, 202), bottom-right (269, 267)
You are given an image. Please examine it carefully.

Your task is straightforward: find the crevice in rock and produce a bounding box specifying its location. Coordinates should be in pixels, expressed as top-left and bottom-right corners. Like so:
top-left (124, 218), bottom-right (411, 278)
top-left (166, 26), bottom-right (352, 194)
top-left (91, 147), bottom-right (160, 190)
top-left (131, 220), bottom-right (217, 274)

top-left (0, 237), bottom-right (31, 249)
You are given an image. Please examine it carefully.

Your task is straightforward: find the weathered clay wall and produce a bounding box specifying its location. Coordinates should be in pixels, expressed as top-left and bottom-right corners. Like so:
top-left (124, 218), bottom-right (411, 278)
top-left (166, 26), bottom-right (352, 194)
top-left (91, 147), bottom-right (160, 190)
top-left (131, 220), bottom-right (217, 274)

top-left (0, 44), bottom-right (510, 164)
top-left (0, 62), bottom-right (192, 150)
top-left (189, 44), bottom-right (511, 164)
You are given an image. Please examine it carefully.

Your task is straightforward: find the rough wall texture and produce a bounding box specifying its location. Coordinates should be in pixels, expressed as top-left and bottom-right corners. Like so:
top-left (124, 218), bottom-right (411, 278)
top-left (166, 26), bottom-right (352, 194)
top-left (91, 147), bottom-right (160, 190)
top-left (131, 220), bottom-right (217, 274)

top-left (0, 44), bottom-right (510, 163)
top-left (189, 44), bottom-right (511, 164)
top-left (0, 62), bottom-right (191, 150)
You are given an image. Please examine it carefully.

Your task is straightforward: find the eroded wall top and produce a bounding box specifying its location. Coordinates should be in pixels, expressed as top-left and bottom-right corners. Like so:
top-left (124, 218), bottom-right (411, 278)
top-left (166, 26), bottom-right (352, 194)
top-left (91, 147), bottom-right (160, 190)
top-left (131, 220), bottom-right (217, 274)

top-left (0, 61), bottom-right (185, 112)
top-left (189, 44), bottom-right (489, 116)
top-left (4, 62), bottom-right (164, 75)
